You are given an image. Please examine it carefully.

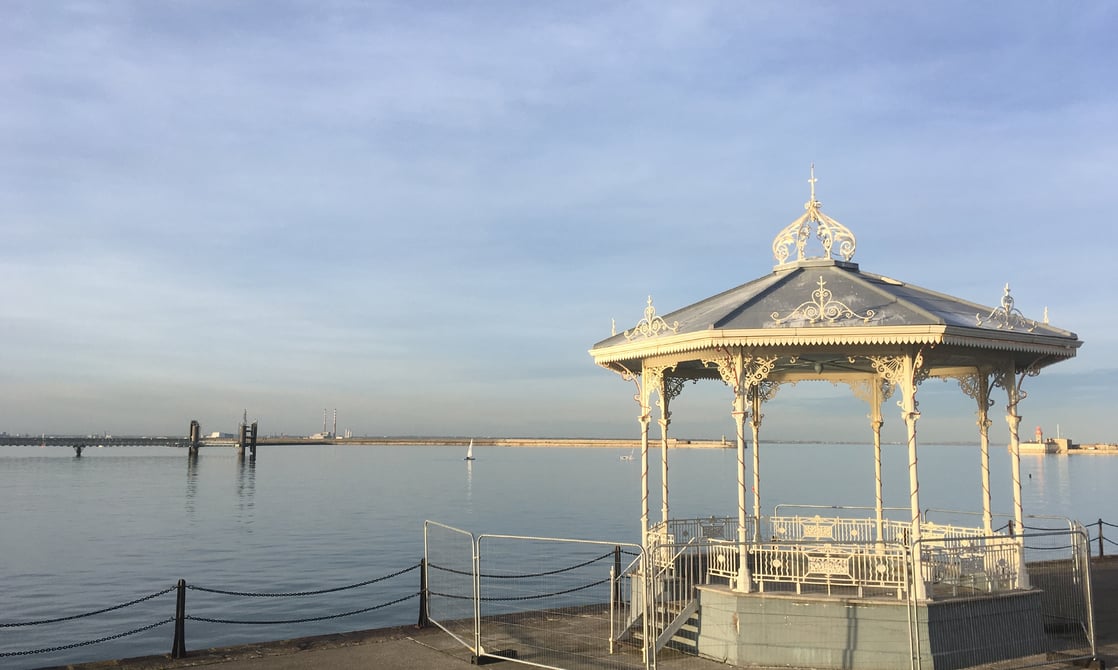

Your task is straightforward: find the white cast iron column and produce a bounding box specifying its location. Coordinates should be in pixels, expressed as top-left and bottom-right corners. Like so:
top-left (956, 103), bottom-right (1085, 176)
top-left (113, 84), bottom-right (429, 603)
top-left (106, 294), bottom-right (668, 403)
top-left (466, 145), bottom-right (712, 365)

top-left (659, 394), bottom-right (670, 525)
top-left (1004, 366), bottom-right (1030, 588)
top-left (638, 371), bottom-right (653, 550)
top-left (976, 373), bottom-right (994, 534)
top-left (871, 381), bottom-right (885, 545)
top-left (899, 352), bottom-right (927, 601)
top-left (732, 386), bottom-right (750, 592)
top-left (749, 387), bottom-right (763, 541)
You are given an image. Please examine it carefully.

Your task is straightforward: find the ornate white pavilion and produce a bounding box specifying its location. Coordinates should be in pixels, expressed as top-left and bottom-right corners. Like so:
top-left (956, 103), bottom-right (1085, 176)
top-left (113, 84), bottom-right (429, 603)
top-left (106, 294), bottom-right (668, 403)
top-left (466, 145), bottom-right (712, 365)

top-left (589, 169), bottom-right (1088, 669)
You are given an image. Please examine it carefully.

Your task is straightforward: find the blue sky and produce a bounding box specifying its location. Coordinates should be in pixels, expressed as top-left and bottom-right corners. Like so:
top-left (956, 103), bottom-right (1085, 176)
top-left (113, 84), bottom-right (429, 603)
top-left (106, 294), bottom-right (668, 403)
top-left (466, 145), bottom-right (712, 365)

top-left (2, 2), bottom-right (1115, 443)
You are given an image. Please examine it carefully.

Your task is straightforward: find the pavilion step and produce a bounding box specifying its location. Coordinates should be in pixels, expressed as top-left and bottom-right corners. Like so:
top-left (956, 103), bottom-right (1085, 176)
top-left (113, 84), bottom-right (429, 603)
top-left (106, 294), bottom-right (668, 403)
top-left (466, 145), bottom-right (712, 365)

top-left (629, 604), bottom-right (700, 655)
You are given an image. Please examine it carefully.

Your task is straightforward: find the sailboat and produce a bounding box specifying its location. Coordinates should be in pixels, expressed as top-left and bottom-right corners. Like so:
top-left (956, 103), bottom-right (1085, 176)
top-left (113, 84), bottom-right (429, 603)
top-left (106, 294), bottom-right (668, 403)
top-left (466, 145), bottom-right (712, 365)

top-left (620, 447), bottom-right (634, 461)
top-left (464, 439), bottom-right (476, 461)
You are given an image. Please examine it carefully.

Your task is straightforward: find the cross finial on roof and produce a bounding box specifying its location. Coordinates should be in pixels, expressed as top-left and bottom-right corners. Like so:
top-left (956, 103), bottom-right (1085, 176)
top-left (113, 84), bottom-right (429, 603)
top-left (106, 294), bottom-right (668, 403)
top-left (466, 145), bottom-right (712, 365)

top-left (808, 162), bottom-right (818, 203)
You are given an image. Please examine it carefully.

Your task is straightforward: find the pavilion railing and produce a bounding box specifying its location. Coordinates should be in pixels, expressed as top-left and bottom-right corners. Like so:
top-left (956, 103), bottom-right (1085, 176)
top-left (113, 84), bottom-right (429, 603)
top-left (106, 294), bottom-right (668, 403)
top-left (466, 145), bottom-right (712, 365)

top-left (919, 533), bottom-right (1021, 596)
top-left (648, 516), bottom-right (745, 544)
top-left (769, 514), bottom-right (908, 544)
top-left (657, 512), bottom-right (1031, 599)
top-left (748, 538), bottom-right (911, 598)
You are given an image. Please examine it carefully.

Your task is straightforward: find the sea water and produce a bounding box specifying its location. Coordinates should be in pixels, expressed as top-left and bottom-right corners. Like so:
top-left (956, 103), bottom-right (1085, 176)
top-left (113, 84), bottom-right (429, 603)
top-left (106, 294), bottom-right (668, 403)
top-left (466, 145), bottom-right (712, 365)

top-left (0, 442), bottom-right (1112, 668)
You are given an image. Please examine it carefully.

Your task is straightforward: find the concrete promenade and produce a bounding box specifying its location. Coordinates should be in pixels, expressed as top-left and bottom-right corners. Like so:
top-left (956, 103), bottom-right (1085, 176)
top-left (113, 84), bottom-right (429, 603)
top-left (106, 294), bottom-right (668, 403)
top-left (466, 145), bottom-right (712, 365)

top-left (51, 558), bottom-right (1118, 670)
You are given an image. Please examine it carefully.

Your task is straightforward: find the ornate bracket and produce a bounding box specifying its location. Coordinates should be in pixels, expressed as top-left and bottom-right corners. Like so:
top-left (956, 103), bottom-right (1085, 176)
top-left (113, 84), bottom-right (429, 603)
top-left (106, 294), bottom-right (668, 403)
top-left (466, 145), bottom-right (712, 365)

top-left (868, 355), bottom-right (905, 388)
top-left (976, 284), bottom-right (1037, 332)
top-left (645, 365), bottom-right (683, 422)
top-left (701, 350), bottom-right (778, 397)
top-left (624, 296), bottom-right (679, 341)
top-left (956, 370), bottom-right (996, 429)
top-left (993, 359), bottom-right (1043, 407)
top-left (957, 372), bottom-right (997, 409)
top-left (848, 377), bottom-right (895, 407)
top-left (771, 276), bottom-right (875, 325)
top-left (869, 351), bottom-right (926, 419)
top-left (607, 364), bottom-right (647, 418)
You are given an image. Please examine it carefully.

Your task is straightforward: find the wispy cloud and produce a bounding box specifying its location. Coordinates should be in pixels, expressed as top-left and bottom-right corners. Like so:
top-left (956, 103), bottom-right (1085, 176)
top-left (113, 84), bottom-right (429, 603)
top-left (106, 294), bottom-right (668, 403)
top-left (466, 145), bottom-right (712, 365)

top-left (2, 2), bottom-right (1115, 438)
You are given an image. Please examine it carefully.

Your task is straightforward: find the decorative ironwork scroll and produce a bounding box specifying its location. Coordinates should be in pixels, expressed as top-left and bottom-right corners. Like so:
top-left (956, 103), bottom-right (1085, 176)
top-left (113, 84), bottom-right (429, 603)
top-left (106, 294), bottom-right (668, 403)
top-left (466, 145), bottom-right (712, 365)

top-left (848, 377), bottom-right (895, 407)
top-left (869, 351), bottom-right (927, 418)
top-left (646, 365), bottom-right (683, 422)
top-left (957, 372), bottom-right (997, 411)
top-left (701, 350), bottom-right (742, 393)
top-left (868, 355), bottom-right (905, 388)
top-left (701, 350), bottom-right (778, 395)
top-left (992, 359), bottom-right (1043, 405)
top-left (772, 276), bottom-right (875, 325)
top-left (772, 165), bottom-right (857, 265)
top-left (976, 284), bottom-right (1038, 332)
top-left (624, 296), bottom-right (680, 341)
top-left (750, 379), bottom-right (781, 403)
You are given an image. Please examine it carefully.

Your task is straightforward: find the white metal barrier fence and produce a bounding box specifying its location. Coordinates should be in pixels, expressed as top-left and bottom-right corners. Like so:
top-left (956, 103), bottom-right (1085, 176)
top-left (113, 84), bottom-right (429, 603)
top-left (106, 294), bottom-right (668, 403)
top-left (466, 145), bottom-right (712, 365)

top-left (910, 526), bottom-right (1095, 670)
top-left (427, 517), bottom-right (1097, 670)
top-left (476, 535), bottom-right (645, 670)
top-left (423, 521), bottom-right (478, 654)
top-left (424, 521), bottom-right (646, 670)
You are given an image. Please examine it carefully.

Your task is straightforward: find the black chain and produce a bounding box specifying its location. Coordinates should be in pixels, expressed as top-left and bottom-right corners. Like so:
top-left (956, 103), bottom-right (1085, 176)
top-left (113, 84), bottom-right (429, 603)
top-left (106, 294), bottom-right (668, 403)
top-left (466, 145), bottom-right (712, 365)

top-left (476, 577), bottom-right (611, 602)
top-left (185, 592), bottom-right (417, 625)
top-left (429, 591), bottom-right (472, 600)
top-left (0, 618), bottom-right (173, 657)
top-left (429, 550), bottom-right (614, 580)
top-left (0, 586), bottom-right (175, 628)
top-left (188, 564), bottom-right (419, 597)
top-left (480, 551), bottom-right (615, 579)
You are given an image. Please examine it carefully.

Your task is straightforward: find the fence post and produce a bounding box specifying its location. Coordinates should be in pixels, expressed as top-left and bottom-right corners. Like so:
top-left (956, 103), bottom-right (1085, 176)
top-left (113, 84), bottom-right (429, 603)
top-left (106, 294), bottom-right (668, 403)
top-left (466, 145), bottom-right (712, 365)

top-left (613, 546), bottom-right (622, 604)
top-left (417, 559), bottom-right (430, 628)
top-left (171, 579), bottom-right (186, 658)
top-left (1100, 519), bottom-right (1105, 558)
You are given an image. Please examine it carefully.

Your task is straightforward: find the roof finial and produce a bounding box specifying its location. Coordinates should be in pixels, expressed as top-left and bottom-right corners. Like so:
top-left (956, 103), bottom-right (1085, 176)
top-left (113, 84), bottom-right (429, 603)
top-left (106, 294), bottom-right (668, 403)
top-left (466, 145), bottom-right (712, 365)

top-left (808, 162), bottom-right (818, 204)
top-left (773, 164), bottom-right (858, 265)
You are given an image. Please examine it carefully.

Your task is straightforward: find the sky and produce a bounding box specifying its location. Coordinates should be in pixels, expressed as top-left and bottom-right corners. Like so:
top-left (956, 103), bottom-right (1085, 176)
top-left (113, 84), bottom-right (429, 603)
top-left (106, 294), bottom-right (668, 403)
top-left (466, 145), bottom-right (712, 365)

top-left (2, 1), bottom-right (1116, 443)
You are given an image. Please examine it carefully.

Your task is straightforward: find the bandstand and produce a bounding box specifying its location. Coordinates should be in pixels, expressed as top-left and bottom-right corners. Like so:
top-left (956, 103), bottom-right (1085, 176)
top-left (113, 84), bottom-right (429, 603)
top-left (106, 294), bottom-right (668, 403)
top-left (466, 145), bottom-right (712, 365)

top-left (589, 169), bottom-right (1087, 669)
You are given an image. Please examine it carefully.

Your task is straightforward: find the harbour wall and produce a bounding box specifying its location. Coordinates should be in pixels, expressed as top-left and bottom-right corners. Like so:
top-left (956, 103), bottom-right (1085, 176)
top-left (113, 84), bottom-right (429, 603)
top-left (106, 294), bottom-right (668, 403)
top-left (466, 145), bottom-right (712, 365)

top-left (254, 436), bottom-right (733, 449)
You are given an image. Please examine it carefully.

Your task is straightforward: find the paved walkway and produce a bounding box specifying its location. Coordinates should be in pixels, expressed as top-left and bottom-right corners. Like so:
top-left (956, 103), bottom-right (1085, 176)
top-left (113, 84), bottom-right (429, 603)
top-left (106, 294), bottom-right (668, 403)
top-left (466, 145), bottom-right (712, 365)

top-left (51, 558), bottom-right (1118, 670)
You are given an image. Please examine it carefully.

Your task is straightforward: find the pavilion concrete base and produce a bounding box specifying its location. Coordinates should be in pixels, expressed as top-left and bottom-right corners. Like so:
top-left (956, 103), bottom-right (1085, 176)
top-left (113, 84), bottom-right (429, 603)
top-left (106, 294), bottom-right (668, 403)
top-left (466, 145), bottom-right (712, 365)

top-left (694, 584), bottom-right (1046, 670)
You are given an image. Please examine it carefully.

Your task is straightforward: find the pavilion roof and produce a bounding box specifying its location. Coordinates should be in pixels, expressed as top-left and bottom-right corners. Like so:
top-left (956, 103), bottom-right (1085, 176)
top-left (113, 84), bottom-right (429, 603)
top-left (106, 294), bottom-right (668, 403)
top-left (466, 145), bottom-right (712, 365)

top-left (590, 170), bottom-right (1082, 378)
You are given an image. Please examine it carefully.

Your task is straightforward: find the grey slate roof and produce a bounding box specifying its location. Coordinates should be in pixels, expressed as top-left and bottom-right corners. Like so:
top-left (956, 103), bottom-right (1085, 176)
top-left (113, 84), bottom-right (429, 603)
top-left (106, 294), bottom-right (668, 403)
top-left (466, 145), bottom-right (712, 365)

top-left (594, 260), bottom-right (1076, 348)
top-left (590, 258), bottom-right (1081, 375)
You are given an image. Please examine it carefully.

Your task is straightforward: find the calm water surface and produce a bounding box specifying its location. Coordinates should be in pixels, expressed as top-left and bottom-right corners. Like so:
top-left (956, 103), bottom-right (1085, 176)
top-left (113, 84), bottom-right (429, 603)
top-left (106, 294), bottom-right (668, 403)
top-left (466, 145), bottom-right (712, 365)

top-left (0, 442), bottom-right (1113, 668)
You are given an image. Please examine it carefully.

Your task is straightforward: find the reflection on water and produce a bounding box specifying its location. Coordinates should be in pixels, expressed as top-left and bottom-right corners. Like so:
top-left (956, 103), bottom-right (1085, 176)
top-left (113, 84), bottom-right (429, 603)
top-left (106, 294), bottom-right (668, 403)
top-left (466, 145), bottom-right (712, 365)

top-left (236, 452), bottom-right (256, 532)
top-left (185, 449), bottom-right (199, 516)
top-left (1025, 453), bottom-right (1072, 524)
top-left (465, 459), bottom-right (473, 508)
top-left (236, 451), bottom-right (256, 510)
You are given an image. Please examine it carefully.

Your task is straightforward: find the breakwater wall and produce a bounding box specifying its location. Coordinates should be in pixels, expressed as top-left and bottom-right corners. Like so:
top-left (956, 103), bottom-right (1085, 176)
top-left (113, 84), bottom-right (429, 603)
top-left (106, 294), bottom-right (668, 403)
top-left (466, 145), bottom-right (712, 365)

top-left (258, 436), bottom-right (733, 449)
